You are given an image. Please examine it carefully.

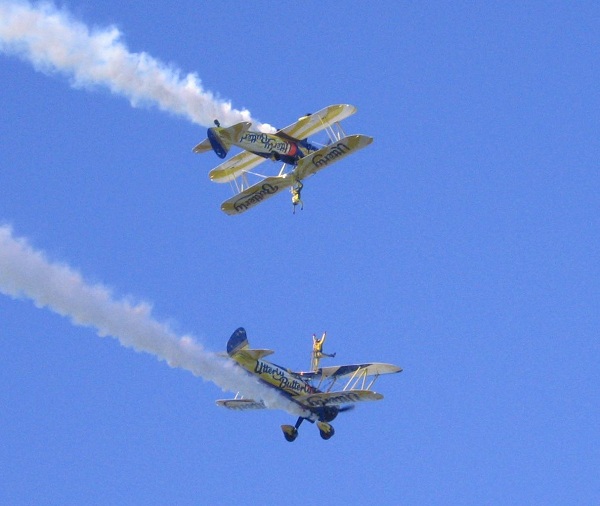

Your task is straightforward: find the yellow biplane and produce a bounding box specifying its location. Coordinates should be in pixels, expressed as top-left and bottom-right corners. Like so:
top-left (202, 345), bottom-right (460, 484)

top-left (192, 104), bottom-right (372, 215)
top-left (216, 328), bottom-right (401, 442)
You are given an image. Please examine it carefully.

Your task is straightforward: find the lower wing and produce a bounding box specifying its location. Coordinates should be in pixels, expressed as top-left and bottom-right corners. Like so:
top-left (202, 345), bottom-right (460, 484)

top-left (220, 175), bottom-right (293, 215)
top-left (293, 389), bottom-right (383, 408)
top-left (294, 134), bottom-right (373, 180)
top-left (216, 399), bottom-right (267, 410)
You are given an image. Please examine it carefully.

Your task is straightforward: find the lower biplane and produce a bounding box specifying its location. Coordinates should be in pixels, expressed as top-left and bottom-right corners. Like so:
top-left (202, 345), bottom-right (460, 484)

top-left (192, 104), bottom-right (373, 215)
top-left (216, 328), bottom-right (401, 442)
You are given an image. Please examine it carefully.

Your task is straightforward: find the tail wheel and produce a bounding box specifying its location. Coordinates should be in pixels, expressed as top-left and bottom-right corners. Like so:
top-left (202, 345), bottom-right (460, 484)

top-left (317, 421), bottom-right (335, 440)
top-left (281, 424), bottom-right (298, 442)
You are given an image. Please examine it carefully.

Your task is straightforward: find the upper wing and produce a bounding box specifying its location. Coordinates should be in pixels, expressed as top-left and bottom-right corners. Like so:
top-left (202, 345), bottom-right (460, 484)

top-left (209, 150), bottom-right (267, 183)
top-left (293, 389), bottom-right (383, 408)
top-left (277, 104), bottom-right (357, 140)
top-left (298, 363), bottom-right (402, 380)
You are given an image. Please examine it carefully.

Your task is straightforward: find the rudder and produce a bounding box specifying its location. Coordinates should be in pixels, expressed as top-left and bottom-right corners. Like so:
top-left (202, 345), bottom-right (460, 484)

top-left (207, 121), bottom-right (252, 159)
top-left (227, 327), bottom-right (249, 356)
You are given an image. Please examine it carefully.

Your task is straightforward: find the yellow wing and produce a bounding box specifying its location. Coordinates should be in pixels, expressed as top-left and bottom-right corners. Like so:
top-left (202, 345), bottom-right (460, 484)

top-left (278, 104), bottom-right (357, 139)
top-left (293, 134), bottom-right (373, 180)
top-left (296, 363), bottom-right (402, 380)
top-left (216, 399), bottom-right (267, 410)
top-left (293, 389), bottom-right (383, 408)
top-left (220, 175), bottom-right (294, 215)
top-left (317, 363), bottom-right (402, 378)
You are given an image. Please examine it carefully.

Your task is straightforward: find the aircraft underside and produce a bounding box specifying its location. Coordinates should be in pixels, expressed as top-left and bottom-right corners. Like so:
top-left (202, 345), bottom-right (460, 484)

top-left (281, 417), bottom-right (335, 442)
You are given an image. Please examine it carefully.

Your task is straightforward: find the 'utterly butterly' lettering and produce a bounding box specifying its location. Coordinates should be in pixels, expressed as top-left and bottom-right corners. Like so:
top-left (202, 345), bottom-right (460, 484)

top-left (239, 132), bottom-right (292, 155)
top-left (311, 142), bottom-right (351, 168)
top-left (254, 360), bottom-right (313, 394)
top-left (234, 183), bottom-right (280, 212)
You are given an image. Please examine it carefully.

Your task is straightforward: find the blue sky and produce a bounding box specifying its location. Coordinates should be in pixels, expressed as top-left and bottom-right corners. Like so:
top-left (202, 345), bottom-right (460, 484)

top-left (1, 1), bottom-right (599, 504)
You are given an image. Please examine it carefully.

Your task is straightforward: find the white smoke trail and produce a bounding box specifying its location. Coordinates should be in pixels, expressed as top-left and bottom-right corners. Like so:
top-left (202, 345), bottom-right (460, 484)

top-left (0, 225), bottom-right (307, 418)
top-left (0, 1), bottom-right (274, 132)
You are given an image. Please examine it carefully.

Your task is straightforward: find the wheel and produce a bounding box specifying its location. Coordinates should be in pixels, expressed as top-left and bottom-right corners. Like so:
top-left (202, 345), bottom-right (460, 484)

top-left (317, 422), bottom-right (335, 440)
top-left (281, 424), bottom-right (298, 442)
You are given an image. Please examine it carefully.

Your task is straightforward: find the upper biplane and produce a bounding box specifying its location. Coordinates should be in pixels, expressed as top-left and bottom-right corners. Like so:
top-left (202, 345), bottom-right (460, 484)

top-left (192, 104), bottom-right (373, 215)
top-left (216, 328), bottom-right (401, 442)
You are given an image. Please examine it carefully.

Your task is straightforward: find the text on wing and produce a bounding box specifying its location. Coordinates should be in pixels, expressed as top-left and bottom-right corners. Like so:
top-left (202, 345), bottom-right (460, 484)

top-left (310, 142), bottom-right (351, 168)
top-left (304, 392), bottom-right (361, 407)
top-left (233, 183), bottom-right (280, 212)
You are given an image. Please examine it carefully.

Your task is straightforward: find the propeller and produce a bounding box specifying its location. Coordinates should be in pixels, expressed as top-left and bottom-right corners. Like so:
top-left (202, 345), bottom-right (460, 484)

top-left (320, 404), bottom-right (355, 422)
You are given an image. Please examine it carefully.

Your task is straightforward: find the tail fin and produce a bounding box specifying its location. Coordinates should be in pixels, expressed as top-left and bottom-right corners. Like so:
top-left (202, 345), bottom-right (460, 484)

top-left (227, 327), bottom-right (249, 356)
top-left (207, 121), bottom-right (252, 159)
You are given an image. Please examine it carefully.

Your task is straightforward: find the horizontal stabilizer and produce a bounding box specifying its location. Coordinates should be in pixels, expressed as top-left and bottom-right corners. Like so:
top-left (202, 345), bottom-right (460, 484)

top-left (192, 138), bottom-right (213, 154)
top-left (208, 121), bottom-right (252, 158)
top-left (193, 121), bottom-right (252, 158)
top-left (294, 389), bottom-right (383, 408)
top-left (221, 175), bottom-right (294, 215)
top-left (294, 134), bottom-right (373, 180)
top-left (237, 349), bottom-right (275, 360)
top-left (225, 328), bottom-right (274, 359)
top-left (216, 399), bottom-right (267, 410)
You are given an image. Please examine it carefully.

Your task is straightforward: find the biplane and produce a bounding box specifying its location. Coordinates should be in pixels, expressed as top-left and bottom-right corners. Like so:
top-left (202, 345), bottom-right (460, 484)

top-left (216, 328), bottom-right (401, 442)
top-left (192, 104), bottom-right (373, 215)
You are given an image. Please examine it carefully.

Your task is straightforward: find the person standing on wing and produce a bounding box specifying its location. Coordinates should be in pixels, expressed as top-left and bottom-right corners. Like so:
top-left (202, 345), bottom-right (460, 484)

top-left (311, 332), bottom-right (336, 371)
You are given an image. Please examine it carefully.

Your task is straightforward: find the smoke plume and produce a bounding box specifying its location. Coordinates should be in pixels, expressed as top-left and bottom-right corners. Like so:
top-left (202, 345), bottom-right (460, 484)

top-left (0, 1), bottom-right (274, 131)
top-left (0, 225), bottom-right (307, 417)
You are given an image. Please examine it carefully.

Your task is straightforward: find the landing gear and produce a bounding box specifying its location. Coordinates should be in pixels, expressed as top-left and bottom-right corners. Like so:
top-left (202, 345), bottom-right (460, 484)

top-left (317, 421), bottom-right (335, 440)
top-left (281, 418), bottom-right (336, 441)
top-left (281, 425), bottom-right (298, 442)
top-left (281, 417), bottom-right (305, 442)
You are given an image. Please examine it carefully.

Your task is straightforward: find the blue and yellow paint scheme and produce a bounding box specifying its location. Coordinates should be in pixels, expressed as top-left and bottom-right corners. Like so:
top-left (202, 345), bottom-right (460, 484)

top-left (193, 104), bottom-right (373, 215)
top-left (216, 327), bottom-right (401, 442)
